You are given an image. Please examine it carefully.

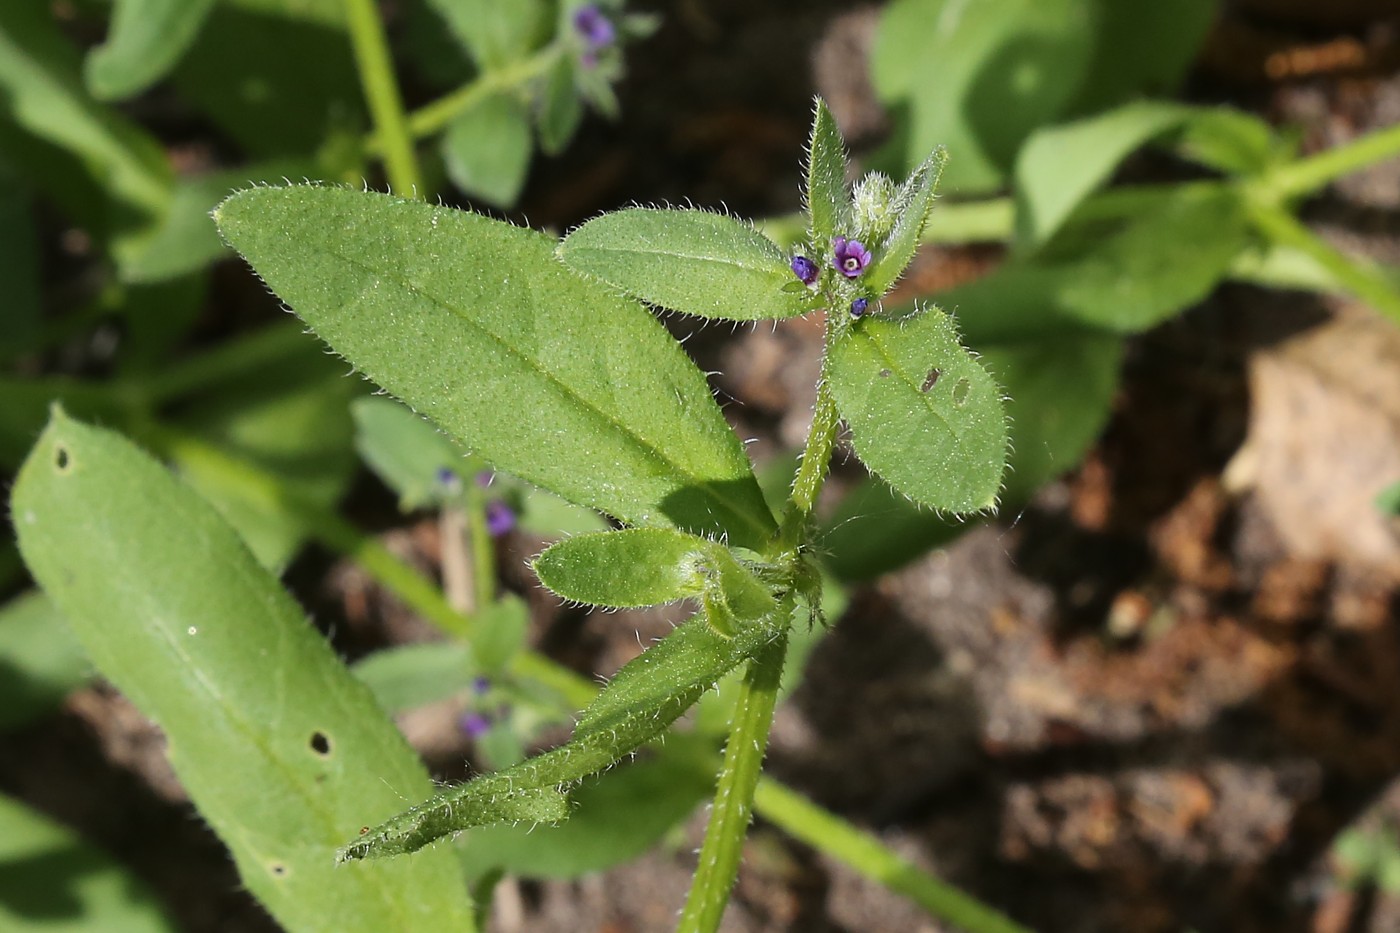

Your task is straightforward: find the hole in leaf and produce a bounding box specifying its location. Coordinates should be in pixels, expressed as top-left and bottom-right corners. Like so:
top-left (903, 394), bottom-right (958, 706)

top-left (270, 863), bottom-right (287, 878)
top-left (309, 731), bottom-right (331, 756)
top-left (952, 377), bottom-right (971, 407)
top-left (921, 368), bottom-right (942, 393)
top-left (54, 446), bottom-right (70, 471)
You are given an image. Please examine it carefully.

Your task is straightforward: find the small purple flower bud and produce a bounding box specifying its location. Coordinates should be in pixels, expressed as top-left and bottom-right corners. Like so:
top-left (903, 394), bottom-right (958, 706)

top-left (485, 500), bottom-right (516, 538)
top-left (436, 467), bottom-right (460, 491)
top-left (573, 5), bottom-right (616, 50)
top-left (460, 711), bottom-right (491, 739)
top-left (850, 298), bottom-right (869, 319)
top-left (471, 676), bottom-right (491, 696)
top-left (832, 236), bottom-right (872, 279)
top-left (790, 255), bottom-right (819, 285)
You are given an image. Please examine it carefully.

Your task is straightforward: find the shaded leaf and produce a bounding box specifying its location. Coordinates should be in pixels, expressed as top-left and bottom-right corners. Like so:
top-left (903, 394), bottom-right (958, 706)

top-left (352, 641), bottom-right (477, 715)
top-left (85, 0), bottom-right (215, 100)
top-left (11, 412), bottom-right (476, 931)
top-left (443, 93), bottom-right (532, 208)
top-left (0, 592), bottom-right (89, 732)
top-left (351, 396), bottom-right (477, 512)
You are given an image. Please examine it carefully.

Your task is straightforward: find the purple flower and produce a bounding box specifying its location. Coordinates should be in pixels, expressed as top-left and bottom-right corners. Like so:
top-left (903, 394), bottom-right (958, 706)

top-left (471, 675), bottom-right (491, 696)
top-left (459, 711), bottom-right (491, 739)
top-left (435, 467), bottom-right (461, 491)
top-left (573, 5), bottom-right (616, 50)
top-left (790, 255), bottom-right (819, 285)
top-left (832, 236), bottom-right (872, 279)
top-left (850, 298), bottom-right (869, 319)
top-left (485, 500), bottom-right (516, 538)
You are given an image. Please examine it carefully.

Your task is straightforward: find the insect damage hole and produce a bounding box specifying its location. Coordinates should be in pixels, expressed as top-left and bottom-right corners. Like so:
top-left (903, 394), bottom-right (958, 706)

top-left (920, 368), bottom-right (942, 393)
top-left (54, 445), bottom-right (70, 471)
top-left (309, 731), bottom-right (331, 756)
top-left (951, 377), bottom-right (971, 406)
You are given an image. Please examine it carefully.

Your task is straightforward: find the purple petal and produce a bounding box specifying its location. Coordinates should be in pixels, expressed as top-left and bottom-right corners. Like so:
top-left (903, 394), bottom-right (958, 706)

top-left (485, 500), bottom-right (516, 537)
top-left (790, 255), bottom-right (818, 285)
top-left (850, 298), bottom-right (869, 318)
top-left (573, 5), bottom-right (616, 48)
top-left (459, 711), bottom-right (491, 739)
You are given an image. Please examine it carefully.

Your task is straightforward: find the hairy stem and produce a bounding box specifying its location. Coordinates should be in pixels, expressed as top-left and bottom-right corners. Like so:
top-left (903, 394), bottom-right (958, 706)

top-left (344, 0), bottom-right (423, 196)
top-left (677, 631), bottom-right (789, 933)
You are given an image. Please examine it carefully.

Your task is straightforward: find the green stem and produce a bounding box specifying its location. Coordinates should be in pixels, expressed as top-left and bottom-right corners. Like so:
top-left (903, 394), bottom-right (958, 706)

top-left (465, 484), bottom-right (495, 609)
top-left (752, 779), bottom-right (1032, 933)
top-left (1267, 121), bottom-right (1400, 201)
top-left (780, 312), bottom-right (842, 550)
top-left (344, 0), bottom-right (423, 196)
top-left (1246, 200), bottom-right (1400, 325)
top-left (138, 322), bottom-right (313, 404)
top-left (677, 631), bottom-right (789, 933)
top-left (366, 48), bottom-right (560, 155)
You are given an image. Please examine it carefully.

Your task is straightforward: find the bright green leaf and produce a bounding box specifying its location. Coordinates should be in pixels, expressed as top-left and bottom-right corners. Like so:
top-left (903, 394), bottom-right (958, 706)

top-left (443, 93), bottom-right (532, 208)
top-left (864, 147), bottom-right (946, 295)
top-left (558, 208), bottom-right (818, 321)
top-left (11, 411), bottom-right (476, 931)
top-left (214, 186), bottom-right (776, 550)
top-left (0, 591), bottom-right (89, 732)
top-left (828, 307), bottom-right (1008, 513)
top-left (1173, 107), bottom-right (1286, 176)
top-left (0, 791), bottom-right (175, 932)
top-left (1015, 101), bottom-right (1191, 248)
top-left (85, 0), bottom-right (215, 101)
top-left (805, 98), bottom-right (849, 250)
top-left (533, 528), bottom-right (775, 625)
top-left (343, 606), bottom-right (788, 860)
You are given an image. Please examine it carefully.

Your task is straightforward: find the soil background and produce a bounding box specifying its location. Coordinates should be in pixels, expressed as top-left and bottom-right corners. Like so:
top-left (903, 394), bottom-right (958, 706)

top-left (4, 1), bottom-right (1400, 931)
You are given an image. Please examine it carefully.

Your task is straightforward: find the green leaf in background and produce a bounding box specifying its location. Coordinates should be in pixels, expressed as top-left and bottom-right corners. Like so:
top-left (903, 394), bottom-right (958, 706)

top-left (0, 592), bottom-right (89, 732)
top-left (456, 737), bottom-right (714, 880)
top-left (120, 159), bottom-right (313, 284)
top-left (173, 0), bottom-right (361, 157)
top-left (1015, 101), bottom-right (1191, 248)
top-left (1172, 107), bottom-right (1288, 177)
top-left (352, 641), bottom-right (478, 715)
top-left (214, 186), bottom-right (776, 550)
top-left (84, 0), bottom-right (216, 101)
top-left (0, 792), bottom-right (175, 933)
top-left (1377, 480), bottom-right (1400, 517)
top-left (11, 411), bottom-right (475, 931)
top-left (558, 208), bottom-right (818, 321)
top-left (443, 93), bottom-right (533, 208)
top-left (872, 0), bottom-right (1095, 192)
top-left (0, 169), bottom-right (41, 360)
top-left (533, 528), bottom-right (776, 627)
top-left (0, 1), bottom-right (171, 258)
top-left (829, 307), bottom-right (1008, 514)
top-left (536, 54), bottom-right (583, 156)
top-left (345, 606), bottom-right (789, 860)
top-left (165, 338), bottom-right (360, 571)
top-left (1068, 0), bottom-right (1215, 114)
top-left (351, 396), bottom-right (478, 512)
top-left (805, 98), bottom-right (850, 251)
top-left (864, 147), bottom-right (946, 295)
top-left (427, 0), bottom-right (549, 70)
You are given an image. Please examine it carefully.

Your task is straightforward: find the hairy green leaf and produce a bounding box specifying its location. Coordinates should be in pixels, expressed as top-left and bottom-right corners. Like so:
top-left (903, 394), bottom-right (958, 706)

top-left (0, 591), bottom-right (89, 732)
top-left (533, 528), bottom-right (776, 626)
top-left (829, 307), bottom-right (1007, 513)
top-left (85, 0), bottom-right (215, 100)
top-left (865, 147), bottom-right (946, 295)
top-left (0, 791), bottom-right (175, 932)
top-left (11, 411), bottom-right (475, 932)
top-left (215, 186), bottom-right (775, 550)
top-left (342, 606), bottom-right (789, 860)
top-left (443, 93), bottom-right (532, 208)
top-left (558, 208), bottom-right (818, 321)
top-left (805, 99), bottom-right (849, 251)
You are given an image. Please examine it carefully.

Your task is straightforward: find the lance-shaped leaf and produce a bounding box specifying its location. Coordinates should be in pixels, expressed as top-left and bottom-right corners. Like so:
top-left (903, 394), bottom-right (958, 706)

top-left (557, 208), bottom-right (818, 321)
top-left (805, 99), bottom-right (849, 250)
top-left (534, 527), bottom-right (775, 636)
top-left (214, 187), bottom-right (775, 551)
top-left (342, 604), bottom-right (789, 861)
top-left (828, 307), bottom-right (1007, 513)
top-left (863, 147), bottom-right (946, 296)
top-left (11, 411), bottom-right (475, 932)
